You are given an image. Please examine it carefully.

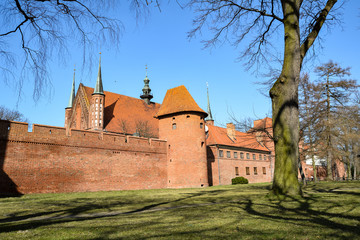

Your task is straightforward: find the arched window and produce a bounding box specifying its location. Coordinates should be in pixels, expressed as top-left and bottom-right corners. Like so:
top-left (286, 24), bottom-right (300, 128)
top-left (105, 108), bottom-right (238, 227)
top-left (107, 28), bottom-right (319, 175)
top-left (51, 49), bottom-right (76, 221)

top-left (172, 123), bottom-right (177, 130)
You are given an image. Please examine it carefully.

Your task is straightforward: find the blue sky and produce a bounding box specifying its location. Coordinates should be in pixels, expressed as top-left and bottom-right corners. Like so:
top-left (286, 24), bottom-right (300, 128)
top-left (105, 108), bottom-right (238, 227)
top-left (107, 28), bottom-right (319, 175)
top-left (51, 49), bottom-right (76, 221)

top-left (1, 1), bottom-right (359, 128)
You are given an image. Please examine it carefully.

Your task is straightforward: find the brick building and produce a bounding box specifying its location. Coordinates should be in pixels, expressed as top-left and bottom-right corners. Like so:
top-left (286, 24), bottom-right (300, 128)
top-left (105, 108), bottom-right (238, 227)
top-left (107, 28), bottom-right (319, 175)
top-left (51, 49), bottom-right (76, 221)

top-left (0, 58), bottom-right (275, 195)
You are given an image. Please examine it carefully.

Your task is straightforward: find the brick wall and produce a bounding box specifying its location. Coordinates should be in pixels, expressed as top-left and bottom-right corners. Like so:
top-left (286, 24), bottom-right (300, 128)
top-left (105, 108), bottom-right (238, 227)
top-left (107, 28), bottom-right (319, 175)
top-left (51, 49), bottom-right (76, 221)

top-left (0, 120), bottom-right (167, 195)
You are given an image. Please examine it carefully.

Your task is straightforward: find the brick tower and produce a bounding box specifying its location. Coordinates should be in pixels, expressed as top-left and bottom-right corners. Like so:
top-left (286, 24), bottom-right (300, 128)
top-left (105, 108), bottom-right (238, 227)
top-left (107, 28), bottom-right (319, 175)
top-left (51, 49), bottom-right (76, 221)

top-left (156, 85), bottom-right (209, 188)
top-left (65, 68), bottom-right (76, 128)
top-left (89, 53), bottom-right (105, 131)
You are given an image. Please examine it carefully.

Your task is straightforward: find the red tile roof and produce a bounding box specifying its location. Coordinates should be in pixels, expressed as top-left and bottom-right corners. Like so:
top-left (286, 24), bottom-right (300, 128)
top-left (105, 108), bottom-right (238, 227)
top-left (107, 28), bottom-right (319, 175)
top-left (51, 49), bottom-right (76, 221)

top-left (82, 85), bottom-right (160, 137)
top-left (156, 85), bottom-right (207, 118)
top-left (206, 125), bottom-right (270, 152)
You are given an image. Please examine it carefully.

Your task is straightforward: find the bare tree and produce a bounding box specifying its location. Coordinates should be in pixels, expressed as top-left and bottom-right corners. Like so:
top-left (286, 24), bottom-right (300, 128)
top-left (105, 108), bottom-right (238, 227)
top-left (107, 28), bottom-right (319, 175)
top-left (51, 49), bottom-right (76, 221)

top-left (188, 0), bottom-right (343, 196)
top-left (299, 73), bottom-right (323, 182)
top-left (0, 105), bottom-right (28, 122)
top-left (135, 120), bottom-right (156, 138)
top-left (0, 0), bottom-right (159, 101)
top-left (314, 61), bottom-right (358, 180)
top-left (337, 105), bottom-right (360, 180)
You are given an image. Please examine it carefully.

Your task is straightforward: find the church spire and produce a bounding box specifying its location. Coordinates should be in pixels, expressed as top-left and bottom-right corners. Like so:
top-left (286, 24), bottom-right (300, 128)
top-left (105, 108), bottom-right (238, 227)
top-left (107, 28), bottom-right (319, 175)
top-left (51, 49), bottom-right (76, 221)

top-left (140, 65), bottom-right (153, 104)
top-left (93, 52), bottom-right (104, 95)
top-left (67, 68), bottom-right (76, 108)
top-left (206, 82), bottom-right (214, 122)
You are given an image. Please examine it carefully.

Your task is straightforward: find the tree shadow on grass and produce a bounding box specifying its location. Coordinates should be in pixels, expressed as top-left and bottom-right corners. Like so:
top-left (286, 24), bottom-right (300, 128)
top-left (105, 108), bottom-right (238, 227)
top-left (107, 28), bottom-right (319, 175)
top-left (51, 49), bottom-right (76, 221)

top-left (0, 188), bottom-right (230, 234)
top-left (238, 187), bottom-right (360, 238)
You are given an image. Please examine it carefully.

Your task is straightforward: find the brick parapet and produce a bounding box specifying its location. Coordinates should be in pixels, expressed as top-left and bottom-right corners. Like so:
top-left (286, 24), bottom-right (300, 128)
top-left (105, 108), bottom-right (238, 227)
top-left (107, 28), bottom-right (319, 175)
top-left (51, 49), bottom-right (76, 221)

top-left (0, 120), bottom-right (166, 154)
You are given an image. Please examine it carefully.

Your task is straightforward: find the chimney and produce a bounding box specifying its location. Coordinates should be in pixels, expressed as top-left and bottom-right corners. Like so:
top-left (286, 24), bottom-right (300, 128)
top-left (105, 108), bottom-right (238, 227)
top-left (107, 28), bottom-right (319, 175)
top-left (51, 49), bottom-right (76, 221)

top-left (227, 123), bottom-right (236, 141)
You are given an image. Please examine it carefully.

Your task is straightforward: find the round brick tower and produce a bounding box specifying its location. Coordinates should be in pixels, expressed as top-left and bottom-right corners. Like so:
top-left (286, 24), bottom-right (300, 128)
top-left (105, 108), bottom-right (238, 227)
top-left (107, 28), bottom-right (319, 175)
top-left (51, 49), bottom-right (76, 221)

top-left (90, 53), bottom-right (105, 131)
top-left (156, 85), bottom-right (208, 188)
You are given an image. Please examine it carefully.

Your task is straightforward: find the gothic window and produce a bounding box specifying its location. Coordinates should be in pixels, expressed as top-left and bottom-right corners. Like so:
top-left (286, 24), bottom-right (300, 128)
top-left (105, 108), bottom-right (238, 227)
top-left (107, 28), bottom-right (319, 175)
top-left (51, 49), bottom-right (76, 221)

top-left (246, 167), bottom-right (250, 175)
top-left (254, 167), bottom-right (258, 175)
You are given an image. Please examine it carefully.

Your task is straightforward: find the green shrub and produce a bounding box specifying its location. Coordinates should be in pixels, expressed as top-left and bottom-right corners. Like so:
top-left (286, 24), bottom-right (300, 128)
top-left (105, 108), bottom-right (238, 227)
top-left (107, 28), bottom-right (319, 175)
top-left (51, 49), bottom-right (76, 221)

top-left (232, 176), bottom-right (249, 185)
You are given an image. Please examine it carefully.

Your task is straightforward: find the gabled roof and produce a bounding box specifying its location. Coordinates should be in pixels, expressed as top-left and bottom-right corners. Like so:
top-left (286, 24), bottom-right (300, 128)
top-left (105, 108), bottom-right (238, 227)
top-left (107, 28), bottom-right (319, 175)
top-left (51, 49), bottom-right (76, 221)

top-left (206, 125), bottom-right (270, 152)
top-left (83, 85), bottom-right (160, 137)
top-left (155, 85), bottom-right (207, 118)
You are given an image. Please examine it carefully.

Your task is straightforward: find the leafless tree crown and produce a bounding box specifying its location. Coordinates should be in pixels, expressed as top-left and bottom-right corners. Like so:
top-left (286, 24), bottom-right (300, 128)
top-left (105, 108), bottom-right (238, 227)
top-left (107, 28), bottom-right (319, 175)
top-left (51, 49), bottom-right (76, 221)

top-left (0, 0), bottom-right (160, 101)
top-left (188, 0), bottom-right (342, 71)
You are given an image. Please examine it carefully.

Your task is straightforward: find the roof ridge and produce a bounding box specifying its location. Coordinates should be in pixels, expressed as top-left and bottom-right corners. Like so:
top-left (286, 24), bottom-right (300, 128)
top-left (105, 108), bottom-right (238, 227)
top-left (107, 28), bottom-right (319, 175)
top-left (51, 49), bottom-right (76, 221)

top-left (83, 85), bottom-right (161, 105)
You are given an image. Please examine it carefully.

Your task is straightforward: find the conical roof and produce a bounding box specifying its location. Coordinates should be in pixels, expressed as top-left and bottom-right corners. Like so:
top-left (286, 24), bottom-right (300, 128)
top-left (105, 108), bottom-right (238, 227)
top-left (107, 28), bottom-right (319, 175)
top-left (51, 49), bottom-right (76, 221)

top-left (155, 85), bottom-right (207, 118)
top-left (205, 85), bottom-right (213, 121)
top-left (66, 70), bottom-right (76, 108)
top-left (93, 53), bottom-right (104, 95)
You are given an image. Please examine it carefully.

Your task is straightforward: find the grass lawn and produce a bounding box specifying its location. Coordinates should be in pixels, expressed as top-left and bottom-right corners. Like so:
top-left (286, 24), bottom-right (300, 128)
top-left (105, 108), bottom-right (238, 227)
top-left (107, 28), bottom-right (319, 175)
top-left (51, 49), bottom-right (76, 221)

top-left (0, 181), bottom-right (359, 239)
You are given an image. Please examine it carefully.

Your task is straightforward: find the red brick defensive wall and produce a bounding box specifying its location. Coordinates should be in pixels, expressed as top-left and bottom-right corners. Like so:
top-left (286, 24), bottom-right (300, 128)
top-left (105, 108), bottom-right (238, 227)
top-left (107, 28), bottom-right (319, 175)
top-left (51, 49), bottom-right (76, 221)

top-left (0, 120), bottom-right (167, 195)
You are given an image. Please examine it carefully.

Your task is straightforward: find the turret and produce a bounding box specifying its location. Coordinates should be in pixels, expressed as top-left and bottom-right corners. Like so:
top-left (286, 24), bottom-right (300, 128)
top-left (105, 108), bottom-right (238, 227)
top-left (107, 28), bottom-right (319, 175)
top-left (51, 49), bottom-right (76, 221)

top-left (156, 85), bottom-right (208, 188)
top-left (140, 65), bottom-right (153, 104)
top-left (89, 53), bottom-right (105, 131)
top-left (65, 68), bottom-right (76, 128)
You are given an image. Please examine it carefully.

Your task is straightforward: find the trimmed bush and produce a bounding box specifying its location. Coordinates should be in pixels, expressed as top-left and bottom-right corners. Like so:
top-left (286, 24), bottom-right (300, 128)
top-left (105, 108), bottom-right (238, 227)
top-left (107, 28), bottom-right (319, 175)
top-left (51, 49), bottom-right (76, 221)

top-left (232, 176), bottom-right (249, 185)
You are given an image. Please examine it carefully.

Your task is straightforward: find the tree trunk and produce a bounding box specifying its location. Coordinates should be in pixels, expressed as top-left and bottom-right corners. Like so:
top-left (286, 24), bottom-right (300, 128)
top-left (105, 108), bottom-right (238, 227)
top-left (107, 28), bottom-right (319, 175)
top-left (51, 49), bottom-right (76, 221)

top-left (312, 154), bottom-right (317, 182)
top-left (270, 0), bottom-right (301, 196)
top-left (354, 164), bottom-right (357, 180)
top-left (298, 160), bottom-right (306, 185)
top-left (325, 74), bottom-right (333, 180)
